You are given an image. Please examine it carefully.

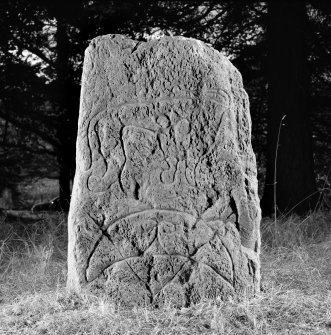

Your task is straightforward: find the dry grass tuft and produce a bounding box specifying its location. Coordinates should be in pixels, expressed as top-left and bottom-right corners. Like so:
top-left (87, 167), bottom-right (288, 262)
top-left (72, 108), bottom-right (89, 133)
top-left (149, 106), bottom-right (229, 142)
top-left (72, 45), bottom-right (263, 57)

top-left (0, 210), bottom-right (330, 334)
top-left (0, 212), bottom-right (67, 302)
top-left (261, 210), bottom-right (331, 249)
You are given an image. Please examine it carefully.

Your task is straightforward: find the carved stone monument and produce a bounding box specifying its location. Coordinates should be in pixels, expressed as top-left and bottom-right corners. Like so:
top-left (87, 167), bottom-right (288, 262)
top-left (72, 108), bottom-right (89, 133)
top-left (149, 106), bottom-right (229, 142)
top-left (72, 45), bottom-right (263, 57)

top-left (67, 34), bottom-right (261, 307)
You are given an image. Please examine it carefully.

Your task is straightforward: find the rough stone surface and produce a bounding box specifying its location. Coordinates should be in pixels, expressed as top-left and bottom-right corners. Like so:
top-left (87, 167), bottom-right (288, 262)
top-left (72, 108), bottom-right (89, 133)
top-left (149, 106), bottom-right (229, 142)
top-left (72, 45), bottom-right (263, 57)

top-left (67, 34), bottom-right (261, 307)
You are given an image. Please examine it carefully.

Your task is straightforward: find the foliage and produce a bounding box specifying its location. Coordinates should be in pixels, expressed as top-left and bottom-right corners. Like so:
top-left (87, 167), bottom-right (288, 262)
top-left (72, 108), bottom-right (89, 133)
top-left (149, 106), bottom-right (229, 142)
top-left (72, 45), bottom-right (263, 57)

top-left (0, 1), bottom-right (330, 212)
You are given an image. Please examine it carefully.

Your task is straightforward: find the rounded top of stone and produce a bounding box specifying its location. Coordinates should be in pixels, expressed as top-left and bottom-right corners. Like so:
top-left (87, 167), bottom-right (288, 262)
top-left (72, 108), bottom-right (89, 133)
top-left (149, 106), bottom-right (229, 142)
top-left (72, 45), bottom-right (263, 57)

top-left (85, 34), bottom-right (235, 71)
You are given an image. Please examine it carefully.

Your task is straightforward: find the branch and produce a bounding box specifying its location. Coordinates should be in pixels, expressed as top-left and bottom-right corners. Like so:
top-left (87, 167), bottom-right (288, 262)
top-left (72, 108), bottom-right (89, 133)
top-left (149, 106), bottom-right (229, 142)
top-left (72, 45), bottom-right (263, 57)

top-left (12, 36), bottom-right (55, 68)
top-left (1, 143), bottom-right (56, 156)
top-left (0, 109), bottom-right (60, 149)
top-left (214, 14), bottom-right (262, 51)
top-left (157, 0), bottom-right (206, 25)
top-left (185, 6), bottom-right (227, 36)
top-left (179, 1), bottom-right (218, 27)
top-left (24, 45), bottom-right (56, 68)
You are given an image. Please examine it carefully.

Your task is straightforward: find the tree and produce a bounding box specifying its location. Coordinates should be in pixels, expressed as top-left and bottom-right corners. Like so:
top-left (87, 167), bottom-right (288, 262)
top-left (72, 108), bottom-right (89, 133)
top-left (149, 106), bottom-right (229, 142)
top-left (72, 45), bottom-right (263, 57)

top-left (0, 1), bottom-right (60, 207)
top-left (261, 1), bottom-right (318, 215)
top-left (0, 0), bottom-right (172, 209)
top-left (1, 0), bottom-right (330, 214)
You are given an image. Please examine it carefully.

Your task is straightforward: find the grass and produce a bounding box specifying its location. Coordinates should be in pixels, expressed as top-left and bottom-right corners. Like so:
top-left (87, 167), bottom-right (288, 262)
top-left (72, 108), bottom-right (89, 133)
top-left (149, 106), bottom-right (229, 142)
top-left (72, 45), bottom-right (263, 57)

top-left (0, 210), bottom-right (330, 334)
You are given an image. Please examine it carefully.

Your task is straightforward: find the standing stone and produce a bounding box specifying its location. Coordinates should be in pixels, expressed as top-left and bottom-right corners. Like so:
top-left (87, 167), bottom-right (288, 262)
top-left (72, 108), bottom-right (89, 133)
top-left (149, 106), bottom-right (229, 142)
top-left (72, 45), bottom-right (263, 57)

top-left (67, 34), bottom-right (261, 307)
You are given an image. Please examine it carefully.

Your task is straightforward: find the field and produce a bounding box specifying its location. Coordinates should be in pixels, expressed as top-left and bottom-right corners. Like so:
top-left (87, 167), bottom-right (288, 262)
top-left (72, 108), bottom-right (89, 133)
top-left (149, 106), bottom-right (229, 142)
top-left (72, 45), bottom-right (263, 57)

top-left (0, 211), bottom-right (330, 334)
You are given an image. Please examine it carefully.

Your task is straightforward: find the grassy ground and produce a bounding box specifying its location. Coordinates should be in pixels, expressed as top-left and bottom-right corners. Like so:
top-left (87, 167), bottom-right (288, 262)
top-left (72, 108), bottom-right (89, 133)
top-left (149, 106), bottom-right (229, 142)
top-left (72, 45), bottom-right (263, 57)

top-left (0, 211), bottom-right (330, 334)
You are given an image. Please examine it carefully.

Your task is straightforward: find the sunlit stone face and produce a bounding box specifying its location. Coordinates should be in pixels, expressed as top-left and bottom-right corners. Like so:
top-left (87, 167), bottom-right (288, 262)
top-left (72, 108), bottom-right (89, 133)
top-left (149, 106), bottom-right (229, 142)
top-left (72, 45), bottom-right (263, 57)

top-left (67, 34), bottom-right (261, 307)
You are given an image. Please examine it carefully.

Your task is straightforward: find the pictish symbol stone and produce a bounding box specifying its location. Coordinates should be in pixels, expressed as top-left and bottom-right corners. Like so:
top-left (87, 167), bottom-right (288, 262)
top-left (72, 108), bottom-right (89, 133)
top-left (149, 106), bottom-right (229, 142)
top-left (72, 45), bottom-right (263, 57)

top-left (67, 34), bottom-right (261, 308)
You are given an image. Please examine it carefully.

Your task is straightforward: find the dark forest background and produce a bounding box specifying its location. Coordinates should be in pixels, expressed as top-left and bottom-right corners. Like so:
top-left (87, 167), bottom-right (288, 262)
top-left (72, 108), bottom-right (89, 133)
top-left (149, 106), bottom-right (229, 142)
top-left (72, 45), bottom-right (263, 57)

top-left (0, 0), bottom-right (330, 217)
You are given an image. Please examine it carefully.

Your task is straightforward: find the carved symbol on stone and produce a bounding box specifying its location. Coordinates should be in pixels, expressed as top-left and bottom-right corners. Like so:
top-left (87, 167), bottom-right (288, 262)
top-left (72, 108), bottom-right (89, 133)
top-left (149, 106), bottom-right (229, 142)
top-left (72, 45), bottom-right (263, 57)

top-left (83, 87), bottom-right (229, 201)
top-left (85, 209), bottom-right (236, 303)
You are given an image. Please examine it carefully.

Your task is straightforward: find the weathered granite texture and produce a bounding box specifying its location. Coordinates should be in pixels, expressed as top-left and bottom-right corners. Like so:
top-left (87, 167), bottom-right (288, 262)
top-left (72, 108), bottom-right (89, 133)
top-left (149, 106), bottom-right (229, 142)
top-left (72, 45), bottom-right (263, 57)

top-left (67, 34), bottom-right (261, 307)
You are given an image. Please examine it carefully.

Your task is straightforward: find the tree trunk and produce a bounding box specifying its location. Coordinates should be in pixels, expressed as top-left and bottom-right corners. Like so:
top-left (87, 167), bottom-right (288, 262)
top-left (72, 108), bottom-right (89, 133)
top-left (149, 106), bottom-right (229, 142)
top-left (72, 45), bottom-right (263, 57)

top-left (56, 15), bottom-right (71, 211)
top-left (261, 1), bottom-right (317, 216)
